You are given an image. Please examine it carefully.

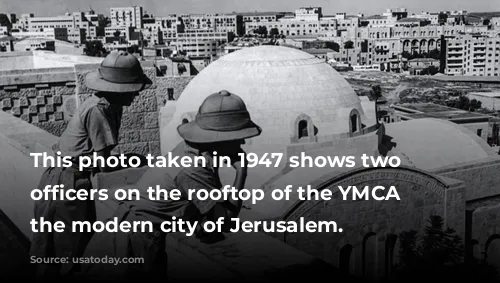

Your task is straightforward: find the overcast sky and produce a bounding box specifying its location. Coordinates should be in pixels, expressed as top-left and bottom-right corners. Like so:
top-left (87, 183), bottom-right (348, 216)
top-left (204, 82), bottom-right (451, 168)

top-left (1, 0), bottom-right (499, 17)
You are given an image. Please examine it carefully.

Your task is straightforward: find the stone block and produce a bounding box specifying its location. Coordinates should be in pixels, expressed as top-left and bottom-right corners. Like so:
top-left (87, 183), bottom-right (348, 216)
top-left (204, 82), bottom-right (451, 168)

top-left (2, 98), bottom-right (12, 109)
top-left (144, 112), bottom-right (159, 129)
top-left (38, 89), bottom-right (54, 96)
top-left (20, 114), bottom-right (31, 123)
top-left (128, 91), bottom-right (158, 113)
top-left (33, 121), bottom-right (68, 137)
top-left (117, 142), bottom-right (149, 155)
top-left (19, 97), bottom-right (29, 107)
top-left (121, 113), bottom-right (145, 130)
top-left (36, 96), bottom-right (45, 106)
top-left (11, 107), bottom-right (21, 117)
top-left (54, 86), bottom-right (76, 96)
top-left (140, 130), bottom-right (159, 142)
top-left (53, 95), bottom-right (62, 105)
top-left (122, 131), bottom-right (141, 143)
top-left (24, 88), bottom-right (38, 98)
top-left (54, 112), bottom-right (64, 121)
top-left (28, 105), bottom-right (38, 115)
top-left (38, 113), bottom-right (48, 122)
top-left (149, 142), bottom-right (161, 156)
top-left (45, 104), bottom-right (55, 113)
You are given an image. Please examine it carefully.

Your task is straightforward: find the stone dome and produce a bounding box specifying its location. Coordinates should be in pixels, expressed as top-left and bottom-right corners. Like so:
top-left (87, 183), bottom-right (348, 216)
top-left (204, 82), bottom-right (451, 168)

top-left (161, 45), bottom-right (367, 153)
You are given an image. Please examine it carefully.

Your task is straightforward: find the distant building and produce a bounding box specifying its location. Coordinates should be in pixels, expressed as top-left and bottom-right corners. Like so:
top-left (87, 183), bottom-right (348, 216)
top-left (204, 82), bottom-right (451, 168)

top-left (467, 92), bottom-right (500, 111)
top-left (180, 14), bottom-right (244, 36)
top-left (110, 6), bottom-right (144, 28)
top-left (390, 103), bottom-right (500, 144)
top-left (14, 38), bottom-right (55, 52)
top-left (0, 36), bottom-right (15, 52)
top-left (445, 34), bottom-right (500, 77)
top-left (0, 26), bottom-right (8, 36)
top-left (408, 58), bottom-right (440, 75)
top-left (11, 28), bottom-right (68, 41)
top-left (26, 12), bottom-right (90, 44)
top-left (240, 12), bottom-right (286, 23)
top-left (294, 7), bottom-right (322, 21)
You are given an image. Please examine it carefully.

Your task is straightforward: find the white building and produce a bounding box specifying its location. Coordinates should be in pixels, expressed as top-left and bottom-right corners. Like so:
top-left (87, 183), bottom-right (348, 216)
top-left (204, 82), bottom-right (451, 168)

top-left (445, 34), bottom-right (500, 77)
top-left (110, 6), bottom-right (144, 28)
top-left (294, 7), bottom-right (322, 21)
top-left (11, 28), bottom-right (68, 41)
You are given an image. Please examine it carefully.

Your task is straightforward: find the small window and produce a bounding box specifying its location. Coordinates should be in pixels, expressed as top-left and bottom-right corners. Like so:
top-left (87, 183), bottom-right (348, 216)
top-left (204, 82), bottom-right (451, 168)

top-left (298, 120), bottom-right (308, 139)
top-left (477, 129), bottom-right (483, 137)
top-left (182, 118), bottom-right (189, 124)
top-left (167, 88), bottom-right (174, 100)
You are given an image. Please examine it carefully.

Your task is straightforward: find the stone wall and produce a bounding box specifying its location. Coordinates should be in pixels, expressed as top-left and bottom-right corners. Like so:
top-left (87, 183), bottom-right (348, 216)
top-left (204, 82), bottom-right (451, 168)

top-left (0, 63), bottom-right (193, 156)
top-left (0, 67), bottom-right (77, 137)
top-left (279, 167), bottom-right (465, 279)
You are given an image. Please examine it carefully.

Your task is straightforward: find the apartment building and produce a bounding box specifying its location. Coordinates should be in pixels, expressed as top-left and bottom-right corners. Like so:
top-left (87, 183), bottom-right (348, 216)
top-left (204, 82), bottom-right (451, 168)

top-left (240, 12), bottom-right (286, 23)
top-left (180, 14), bottom-right (243, 35)
top-left (110, 6), bottom-right (144, 28)
top-left (445, 34), bottom-right (500, 76)
top-left (11, 28), bottom-right (68, 41)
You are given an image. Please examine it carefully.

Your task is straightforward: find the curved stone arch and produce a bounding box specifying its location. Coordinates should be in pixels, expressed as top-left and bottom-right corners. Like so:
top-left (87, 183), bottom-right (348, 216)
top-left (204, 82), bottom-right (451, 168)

top-left (280, 166), bottom-right (454, 278)
top-left (290, 113), bottom-right (316, 143)
top-left (283, 165), bottom-right (449, 222)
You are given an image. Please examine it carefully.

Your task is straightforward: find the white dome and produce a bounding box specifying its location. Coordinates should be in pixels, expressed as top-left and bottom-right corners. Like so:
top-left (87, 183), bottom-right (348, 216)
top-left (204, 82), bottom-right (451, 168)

top-left (161, 45), bottom-right (366, 153)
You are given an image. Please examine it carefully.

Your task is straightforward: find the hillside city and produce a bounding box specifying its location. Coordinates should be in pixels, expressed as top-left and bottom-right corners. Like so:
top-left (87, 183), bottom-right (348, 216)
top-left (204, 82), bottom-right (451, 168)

top-left (0, 6), bottom-right (499, 76)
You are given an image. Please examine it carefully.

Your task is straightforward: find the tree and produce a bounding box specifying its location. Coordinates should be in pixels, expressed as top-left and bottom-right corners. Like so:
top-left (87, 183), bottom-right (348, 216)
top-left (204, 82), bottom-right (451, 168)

top-left (83, 40), bottom-right (107, 57)
top-left (344, 40), bottom-right (354, 65)
top-left (269, 28), bottom-right (279, 38)
top-left (371, 85), bottom-right (383, 126)
top-left (429, 49), bottom-right (440, 60)
top-left (0, 14), bottom-right (12, 32)
top-left (420, 65), bottom-right (439, 75)
top-left (386, 215), bottom-right (498, 282)
top-left (254, 26), bottom-right (268, 37)
top-left (113, 30), bottom-right (122, 44)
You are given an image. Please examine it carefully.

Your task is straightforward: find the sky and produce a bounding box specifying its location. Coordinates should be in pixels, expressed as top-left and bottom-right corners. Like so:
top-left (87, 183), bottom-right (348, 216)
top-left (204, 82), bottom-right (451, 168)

top-left (1, 0), bottom-right (499, 17)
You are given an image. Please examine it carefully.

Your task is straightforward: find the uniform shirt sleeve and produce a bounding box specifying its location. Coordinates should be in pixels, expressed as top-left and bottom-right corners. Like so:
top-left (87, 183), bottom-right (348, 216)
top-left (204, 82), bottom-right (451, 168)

top-left (175, 167), bottom-right (222, 215)
top-left (84, 106), bottom-right (119, 152)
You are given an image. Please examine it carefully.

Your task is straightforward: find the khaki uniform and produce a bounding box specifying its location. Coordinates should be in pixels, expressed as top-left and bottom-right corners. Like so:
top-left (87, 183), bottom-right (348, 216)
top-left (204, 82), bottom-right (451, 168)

top-left (79, 143), bottom-right (223, 281)
top-left (30, 95), bottom-right (122, 277)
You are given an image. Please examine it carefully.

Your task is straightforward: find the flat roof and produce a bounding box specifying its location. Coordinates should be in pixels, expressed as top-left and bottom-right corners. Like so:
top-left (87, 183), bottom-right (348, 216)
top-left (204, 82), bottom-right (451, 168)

top-left (468, 92), bottom-right (500, 98)
top-left (394, 103), bottom-right (493, 120)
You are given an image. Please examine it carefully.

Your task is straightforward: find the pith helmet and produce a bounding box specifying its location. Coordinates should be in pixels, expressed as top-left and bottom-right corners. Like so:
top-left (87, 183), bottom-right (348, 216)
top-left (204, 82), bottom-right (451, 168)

top-left (177, 90), bottom-right (262, 143)
top-left (85, 50), bottom-right (152, 92)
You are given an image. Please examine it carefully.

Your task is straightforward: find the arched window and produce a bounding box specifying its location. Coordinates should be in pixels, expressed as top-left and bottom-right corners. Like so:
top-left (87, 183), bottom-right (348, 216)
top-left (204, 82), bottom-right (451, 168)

top-left (182, 118), bottom-right (189, 124)
top-left (349, 109), bottom-right (362, 134)
top-left (385, 234), bottom-right (398, 277)
top-left (351, 114), bottom-right (358, 133)
top-left (362, 232), bottom-right (377, 278)
top-left (298, 120), bottom-right (308, 139)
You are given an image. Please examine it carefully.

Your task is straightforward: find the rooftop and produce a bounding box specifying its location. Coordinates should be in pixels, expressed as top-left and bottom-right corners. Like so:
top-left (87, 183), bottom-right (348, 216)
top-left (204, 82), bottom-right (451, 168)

top-left (393, 103), bottom-right (492, 120)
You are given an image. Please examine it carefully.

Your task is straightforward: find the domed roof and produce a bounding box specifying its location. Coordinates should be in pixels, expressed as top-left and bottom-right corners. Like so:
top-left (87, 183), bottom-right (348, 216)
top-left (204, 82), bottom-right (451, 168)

top-left (161, 45), bottom-right (366, 153)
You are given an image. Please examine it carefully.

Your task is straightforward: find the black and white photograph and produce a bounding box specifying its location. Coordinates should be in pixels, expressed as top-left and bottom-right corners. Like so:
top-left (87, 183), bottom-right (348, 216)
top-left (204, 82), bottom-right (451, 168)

top-left (1, 0), bottom-right (500, 282)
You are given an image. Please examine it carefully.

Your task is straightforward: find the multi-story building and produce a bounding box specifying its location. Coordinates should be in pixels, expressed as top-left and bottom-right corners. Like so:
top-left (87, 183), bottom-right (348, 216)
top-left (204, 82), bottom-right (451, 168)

top-left (0, 26), bottom-right (8, 36)
top-left (245, 17), bottom-right (337, 37)
top-left (27, 12), bottom-right (90, 44)
top-left (240, 12), bottom-right (286, 23)
top-left (445, 34), bottom-right (500, 76)
top-left (294, 7), bottom-right (322, 21)
top-left (174, 40), bottom-right (218, 57)
top-left (180, 14), bottom-right (243, 35)
top-left (11, 28), bottom-right (68, 41)
top-left (408, 12), bottom-right (440, 25)
top-left (110, 6), bottom-right (144, 28)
